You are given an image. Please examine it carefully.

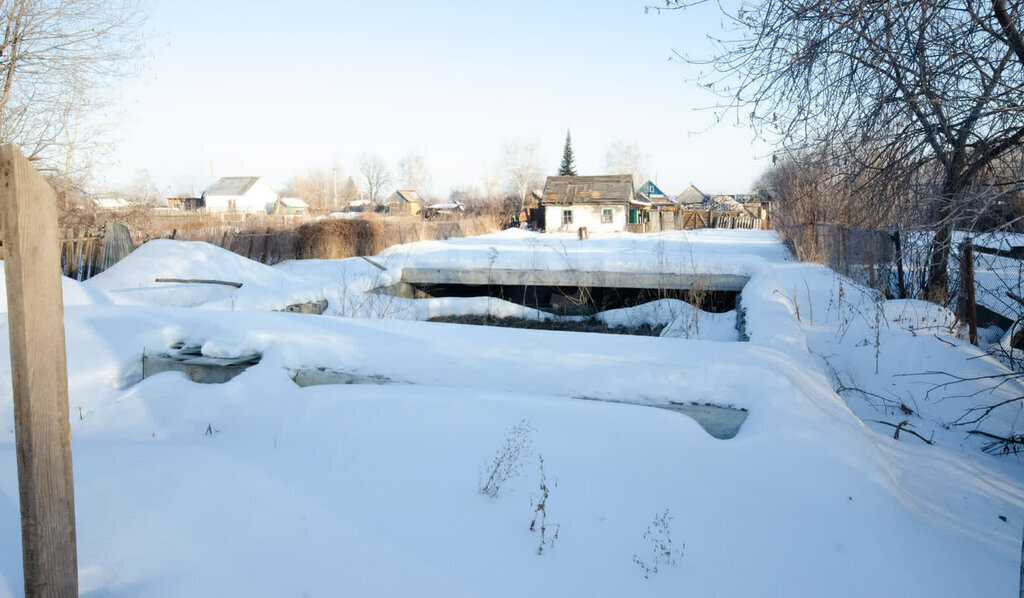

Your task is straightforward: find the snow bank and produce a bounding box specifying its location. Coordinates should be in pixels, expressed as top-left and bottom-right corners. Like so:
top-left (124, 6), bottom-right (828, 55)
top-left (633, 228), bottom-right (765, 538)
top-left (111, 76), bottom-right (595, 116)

top-left (87, 240), bottom-right (341, 311)
top-left (0, 229), bottom-right (1010, 597)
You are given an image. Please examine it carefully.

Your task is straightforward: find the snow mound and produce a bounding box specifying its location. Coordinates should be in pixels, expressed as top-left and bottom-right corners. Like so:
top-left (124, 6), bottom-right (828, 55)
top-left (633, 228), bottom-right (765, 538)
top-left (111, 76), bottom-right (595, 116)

top-left (884, 299), bottom-right (959, 334)
top-left (86, 240), bottom-right (326, 311)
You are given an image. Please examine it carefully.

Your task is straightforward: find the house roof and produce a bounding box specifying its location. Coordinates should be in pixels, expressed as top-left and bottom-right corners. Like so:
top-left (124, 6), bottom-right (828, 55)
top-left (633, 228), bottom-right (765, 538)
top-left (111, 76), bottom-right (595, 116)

top-left (390, 190), bottom-right (421, 204)
top-left (426, 201), bottom-right (465, 210)
top-left (280, 197), bottom-right (309, 209)
top-left (205, 176), bottom-right (260, 197)
top-left (675, 184), bottom-right (709, 205)
top-left (638, 191), bottom-right (675, 207)
top-left (542, 175), bottom-right (635, 205)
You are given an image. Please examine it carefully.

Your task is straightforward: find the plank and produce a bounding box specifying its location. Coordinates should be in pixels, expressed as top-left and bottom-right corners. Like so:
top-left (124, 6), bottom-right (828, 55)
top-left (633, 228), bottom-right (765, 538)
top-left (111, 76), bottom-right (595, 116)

top-left (154, 277), bottom-right (243, 288)
top-left (0, 144), bottom-right (78, 597)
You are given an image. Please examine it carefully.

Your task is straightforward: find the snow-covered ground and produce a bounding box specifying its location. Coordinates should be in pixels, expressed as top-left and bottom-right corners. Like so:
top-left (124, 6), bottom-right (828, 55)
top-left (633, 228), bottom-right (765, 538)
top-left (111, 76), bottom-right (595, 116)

top-left (0, 229), bottom-right (1022, 597)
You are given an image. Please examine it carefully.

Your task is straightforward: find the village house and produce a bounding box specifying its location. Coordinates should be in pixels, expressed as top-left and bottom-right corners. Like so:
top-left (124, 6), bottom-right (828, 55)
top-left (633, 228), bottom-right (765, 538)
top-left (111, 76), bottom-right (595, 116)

top-left (268, 197), bottom-right (309, 215)
top-left (636, 180), bottom-right (678, 232)
top-left (386, 190), bottom-right (423, 215)
top-left (675, 184), bottom-right (710, 208)
top-left (541, 174), bottom-right (649, 233)
top-left (202, 176), bottom-right (278, 214)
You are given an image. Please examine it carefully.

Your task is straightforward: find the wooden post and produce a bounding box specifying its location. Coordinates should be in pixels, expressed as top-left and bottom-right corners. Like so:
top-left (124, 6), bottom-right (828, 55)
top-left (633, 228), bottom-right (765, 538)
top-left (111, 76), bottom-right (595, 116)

top-left (959, 239), bottom-right (978, 346)
top-left (0, 144), bottom-right (79, 597)
top-left (892, 230), bottom-right (907, 299)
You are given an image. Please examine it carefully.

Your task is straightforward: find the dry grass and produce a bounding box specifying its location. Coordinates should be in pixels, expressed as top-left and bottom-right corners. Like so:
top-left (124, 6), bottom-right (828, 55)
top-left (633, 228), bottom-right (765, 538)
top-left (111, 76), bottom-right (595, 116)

top-left (119, 212), bottom-right (502, 265)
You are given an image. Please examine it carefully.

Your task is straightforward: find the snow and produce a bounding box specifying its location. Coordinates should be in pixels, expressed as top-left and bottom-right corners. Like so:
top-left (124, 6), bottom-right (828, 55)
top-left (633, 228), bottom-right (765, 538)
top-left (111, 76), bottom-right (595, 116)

top-left (0, 229), bottom-right (1020, 596)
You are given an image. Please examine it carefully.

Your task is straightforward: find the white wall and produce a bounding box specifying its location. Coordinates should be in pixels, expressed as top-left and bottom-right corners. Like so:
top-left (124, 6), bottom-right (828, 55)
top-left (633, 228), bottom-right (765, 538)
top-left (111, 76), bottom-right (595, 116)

top-left (545, 204), bottom-right (627, 233)
top-left (205, 179), bottom-right (279, 213)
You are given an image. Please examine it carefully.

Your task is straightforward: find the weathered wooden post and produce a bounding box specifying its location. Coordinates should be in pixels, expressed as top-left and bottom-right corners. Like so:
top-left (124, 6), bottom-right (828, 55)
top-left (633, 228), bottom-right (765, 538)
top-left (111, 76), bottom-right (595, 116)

top-left (0, 144), bottom-right (78, 597)
top-left (957, 239), bottom-right (978, 346)
top-left (891, 230), bottom-right (907, 299)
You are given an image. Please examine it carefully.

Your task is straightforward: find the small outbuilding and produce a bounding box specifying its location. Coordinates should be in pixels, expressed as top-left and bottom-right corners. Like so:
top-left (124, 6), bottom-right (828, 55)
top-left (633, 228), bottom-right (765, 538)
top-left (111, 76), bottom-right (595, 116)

top-left (167, 197), bottom-right (204, 211)
top-left (422, 200), bottom-right (465, 219)
top-left (386, 190), bottom-right (423, 215)
top-left (268, 197), bottom-right (309, 215)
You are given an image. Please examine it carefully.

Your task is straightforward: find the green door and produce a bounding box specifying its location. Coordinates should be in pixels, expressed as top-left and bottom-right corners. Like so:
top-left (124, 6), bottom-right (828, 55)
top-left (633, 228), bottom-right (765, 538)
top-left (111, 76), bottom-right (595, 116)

top-left (629, 209), bottom-right (639, 224)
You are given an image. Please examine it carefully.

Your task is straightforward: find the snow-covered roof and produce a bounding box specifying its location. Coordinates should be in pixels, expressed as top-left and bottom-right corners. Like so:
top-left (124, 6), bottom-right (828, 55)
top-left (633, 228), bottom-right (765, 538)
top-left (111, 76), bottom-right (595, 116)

top-left (205, 176), bottom-right (260, 197)
top-left (94, 198), bottom-right (132, 209)
top-left (426, 202), bottom-right (465, 210)
top-left (280, 197), bottom-right (309, 209)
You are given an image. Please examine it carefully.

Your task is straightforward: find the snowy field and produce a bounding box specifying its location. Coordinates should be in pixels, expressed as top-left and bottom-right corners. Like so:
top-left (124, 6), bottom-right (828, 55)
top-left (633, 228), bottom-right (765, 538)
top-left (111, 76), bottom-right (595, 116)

top-left (0, 229), bottom-right (1022, 596)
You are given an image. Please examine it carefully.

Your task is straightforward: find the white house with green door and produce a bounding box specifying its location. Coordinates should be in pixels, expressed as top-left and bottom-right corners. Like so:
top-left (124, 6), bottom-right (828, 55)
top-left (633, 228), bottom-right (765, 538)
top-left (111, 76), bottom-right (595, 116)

top-left (540, 174), bottom-right (649, 233)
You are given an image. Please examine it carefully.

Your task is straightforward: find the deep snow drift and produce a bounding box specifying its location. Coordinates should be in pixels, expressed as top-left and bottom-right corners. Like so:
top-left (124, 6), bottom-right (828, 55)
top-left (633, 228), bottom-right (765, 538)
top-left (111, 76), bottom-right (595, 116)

top-left (0, 229), bottom-right (1018, 597)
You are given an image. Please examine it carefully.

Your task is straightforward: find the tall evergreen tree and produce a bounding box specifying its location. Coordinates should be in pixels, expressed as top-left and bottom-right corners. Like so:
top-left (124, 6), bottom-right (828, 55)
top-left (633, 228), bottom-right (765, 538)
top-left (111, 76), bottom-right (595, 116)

top-left (558, 130), bottom-right (577, 176)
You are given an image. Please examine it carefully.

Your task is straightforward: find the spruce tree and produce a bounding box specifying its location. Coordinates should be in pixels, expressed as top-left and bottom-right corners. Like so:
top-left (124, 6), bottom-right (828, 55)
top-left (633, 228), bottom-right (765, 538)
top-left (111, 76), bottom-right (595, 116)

top-left (558, 130), bottom-right (577, 176)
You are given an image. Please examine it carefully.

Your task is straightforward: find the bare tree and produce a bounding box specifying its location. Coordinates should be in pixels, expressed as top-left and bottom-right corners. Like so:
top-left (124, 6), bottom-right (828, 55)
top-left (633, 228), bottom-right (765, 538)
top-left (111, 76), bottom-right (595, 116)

top-left (603, 140), bottom-right (650, 182)
top-left (653, 0), bottom-right (1024, 301)
top-left (502, 141), bottom-right (544, 217)
top-left (0, 0), bottom-right (143, 168)
top-left (396, 152), bottom-right (432, 194)
top-left (287, 167), bottom-right (335, 210)
top-left (359, 154), bottom-right (392, 205)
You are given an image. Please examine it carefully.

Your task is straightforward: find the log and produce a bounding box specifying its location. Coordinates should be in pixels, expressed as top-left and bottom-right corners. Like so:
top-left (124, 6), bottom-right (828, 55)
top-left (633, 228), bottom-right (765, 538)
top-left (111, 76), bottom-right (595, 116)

top-left (155, 278), bottom-right (243, 288)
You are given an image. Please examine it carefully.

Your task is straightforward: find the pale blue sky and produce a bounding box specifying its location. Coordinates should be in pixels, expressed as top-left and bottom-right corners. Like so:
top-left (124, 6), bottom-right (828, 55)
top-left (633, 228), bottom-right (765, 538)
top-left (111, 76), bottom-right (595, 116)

top-left (102, 0), bottom-right (770, 198)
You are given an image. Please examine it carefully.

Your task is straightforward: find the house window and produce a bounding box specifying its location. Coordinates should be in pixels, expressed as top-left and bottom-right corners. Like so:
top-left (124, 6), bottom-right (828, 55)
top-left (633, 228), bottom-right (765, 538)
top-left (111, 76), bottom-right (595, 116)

top-left (601, 208), bottom-right (613, 224)
top-left (562, 209), bottom-right (573, 225)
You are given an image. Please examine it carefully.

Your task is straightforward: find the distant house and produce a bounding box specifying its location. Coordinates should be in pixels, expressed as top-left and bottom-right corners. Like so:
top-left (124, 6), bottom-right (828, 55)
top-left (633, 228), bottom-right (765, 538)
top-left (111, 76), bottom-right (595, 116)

top-left (167, 196), bottom-right (204, 211)
top-left (675, 185), bottom-right (709, 208)
top-left (202, 176), bottom-right (278, 213)
top-left (386, 190), bottom-right (423, 215)
top-left (93, 197), bottom-right (133, 210)
top-left (636, 180), bottom-right (677, 232)
top-left (422, 200), bottom-right (465, 219)
top-left (541, 174), bottom-right (648, 233)
top-left (268, 197), bottom-right (309, 215)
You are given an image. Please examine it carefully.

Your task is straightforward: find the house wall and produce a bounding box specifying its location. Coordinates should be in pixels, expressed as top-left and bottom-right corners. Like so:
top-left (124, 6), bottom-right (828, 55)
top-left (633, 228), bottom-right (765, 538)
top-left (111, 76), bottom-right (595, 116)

top-left (205, 181), bottom-right (278, 214)
top-left (389, 200), bottom-right (421, 215)
top-left (544, 204), bottom-right (626, 233)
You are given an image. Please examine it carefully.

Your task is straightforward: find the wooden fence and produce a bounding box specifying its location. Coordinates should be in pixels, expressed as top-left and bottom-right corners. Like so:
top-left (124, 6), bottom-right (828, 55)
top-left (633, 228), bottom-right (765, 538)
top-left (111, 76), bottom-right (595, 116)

top-left (629, 209), bottom-right (764, 233)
